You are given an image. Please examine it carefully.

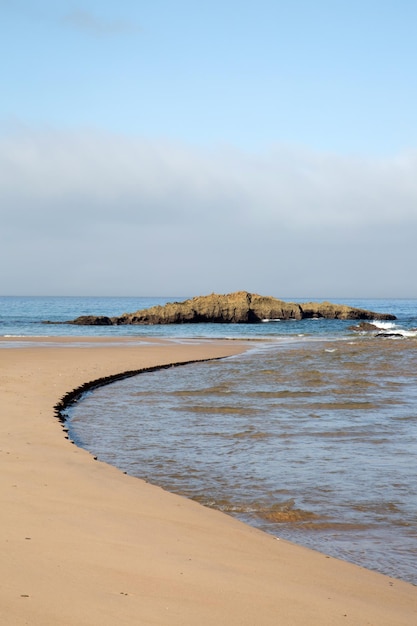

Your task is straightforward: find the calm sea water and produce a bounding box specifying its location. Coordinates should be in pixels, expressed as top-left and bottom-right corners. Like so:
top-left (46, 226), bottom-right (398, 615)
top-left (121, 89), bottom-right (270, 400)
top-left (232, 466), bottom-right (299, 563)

top-left (1, 295), bottom-right (416, 340)
top-left (2, 296), bottom-right (417, 584)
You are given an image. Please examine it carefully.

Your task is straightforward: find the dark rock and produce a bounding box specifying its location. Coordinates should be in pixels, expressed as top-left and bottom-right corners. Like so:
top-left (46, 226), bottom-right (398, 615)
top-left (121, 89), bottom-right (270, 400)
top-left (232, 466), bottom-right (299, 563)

top-left (69, 315), bottom-right (113, 326)
top-left (348, 322), bottom-right (380, 332)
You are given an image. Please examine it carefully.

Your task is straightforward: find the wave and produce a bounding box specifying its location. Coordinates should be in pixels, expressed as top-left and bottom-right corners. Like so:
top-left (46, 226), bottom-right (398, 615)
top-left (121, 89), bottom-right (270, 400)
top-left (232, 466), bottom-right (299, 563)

top-left (372, 321), bottom-right (397, 330)
top-left (370, 320), bottom-right (417, 338)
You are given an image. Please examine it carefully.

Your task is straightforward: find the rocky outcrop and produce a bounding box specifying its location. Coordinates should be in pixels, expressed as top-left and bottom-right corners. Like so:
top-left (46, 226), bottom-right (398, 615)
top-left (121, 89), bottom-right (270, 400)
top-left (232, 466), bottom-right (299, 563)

top-left (298, 302), bottom-right (389, 321)
top-left (116, 292), bottom-right (303, 325)
top-left (348, 322), bottom-right (380, 332)
top-left (60, 291), bottom-right (396, 326)
top-left (69, 315), bottom-right (113, 326)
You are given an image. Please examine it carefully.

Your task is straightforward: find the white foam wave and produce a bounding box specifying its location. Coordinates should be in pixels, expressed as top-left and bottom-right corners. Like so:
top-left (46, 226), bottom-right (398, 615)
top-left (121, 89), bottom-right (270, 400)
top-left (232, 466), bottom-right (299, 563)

top-left (377, 329), bottom-right (417, 338)
top-left (371, 321), bottom-right (397, 330)
top-left (400, 330), bottom-right (417, 337)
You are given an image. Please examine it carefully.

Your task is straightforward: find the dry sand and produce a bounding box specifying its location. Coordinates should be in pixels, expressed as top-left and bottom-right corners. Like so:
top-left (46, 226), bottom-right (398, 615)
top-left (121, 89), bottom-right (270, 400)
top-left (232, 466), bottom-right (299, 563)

top-left (0, 336), bottom-right (416, 625)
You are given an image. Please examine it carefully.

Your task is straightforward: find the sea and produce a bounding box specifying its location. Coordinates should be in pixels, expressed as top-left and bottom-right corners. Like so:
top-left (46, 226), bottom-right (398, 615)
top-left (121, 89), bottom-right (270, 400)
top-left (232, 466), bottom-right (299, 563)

top-left (1, 296), bottom-right (416, 585)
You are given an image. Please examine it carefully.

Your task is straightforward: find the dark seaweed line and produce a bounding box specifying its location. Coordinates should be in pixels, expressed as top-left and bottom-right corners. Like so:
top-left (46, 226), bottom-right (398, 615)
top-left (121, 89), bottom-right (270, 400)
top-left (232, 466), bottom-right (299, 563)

top-left (54, 357), bottom-right (223, 427)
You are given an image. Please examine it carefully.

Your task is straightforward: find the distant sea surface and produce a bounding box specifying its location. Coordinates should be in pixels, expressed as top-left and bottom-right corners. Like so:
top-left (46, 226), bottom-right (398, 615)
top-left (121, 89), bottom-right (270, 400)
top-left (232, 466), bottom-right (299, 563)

top-left (2, 296), bottom-right (417, 584)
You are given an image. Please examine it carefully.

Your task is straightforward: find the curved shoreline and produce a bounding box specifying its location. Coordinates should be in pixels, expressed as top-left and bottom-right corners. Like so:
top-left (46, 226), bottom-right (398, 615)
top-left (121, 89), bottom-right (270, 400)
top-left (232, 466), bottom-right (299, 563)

top-left (1, 337), bottom-right (416, 625)
top-left (62, 340), bottom-right (417, 586)
top-left (54, 357), bottom-right (224, 424)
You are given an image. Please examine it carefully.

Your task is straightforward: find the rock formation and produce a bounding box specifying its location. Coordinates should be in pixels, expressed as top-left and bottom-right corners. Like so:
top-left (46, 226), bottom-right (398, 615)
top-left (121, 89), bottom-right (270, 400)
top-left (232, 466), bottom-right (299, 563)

top-left (347, 322), bottom-right (380, 332)
top-left (59, 291), bottom-right (396, 325)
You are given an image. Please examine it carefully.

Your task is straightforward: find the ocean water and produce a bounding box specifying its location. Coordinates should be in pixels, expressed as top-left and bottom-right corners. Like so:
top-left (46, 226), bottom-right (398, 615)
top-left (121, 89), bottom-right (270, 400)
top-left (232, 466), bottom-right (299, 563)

top-left (2, 296), bottom-right (417, 584)
top-left (1, 295), bottom-right (416, 340)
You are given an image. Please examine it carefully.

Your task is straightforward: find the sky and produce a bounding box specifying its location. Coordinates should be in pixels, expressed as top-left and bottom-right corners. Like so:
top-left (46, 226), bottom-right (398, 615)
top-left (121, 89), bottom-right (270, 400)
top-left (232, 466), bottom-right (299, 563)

top-left (1, 0), bottom-right (417, 297)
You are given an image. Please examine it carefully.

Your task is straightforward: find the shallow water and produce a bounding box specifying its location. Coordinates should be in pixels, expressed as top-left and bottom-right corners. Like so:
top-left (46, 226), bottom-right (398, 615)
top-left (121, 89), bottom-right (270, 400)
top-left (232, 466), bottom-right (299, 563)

top-left (68, 336), bottom-right (417, 585)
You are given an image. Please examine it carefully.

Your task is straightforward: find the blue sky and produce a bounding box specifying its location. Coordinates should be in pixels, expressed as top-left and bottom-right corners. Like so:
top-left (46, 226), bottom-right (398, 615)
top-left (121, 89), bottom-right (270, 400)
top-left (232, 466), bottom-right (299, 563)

top-left (1, 1), bottom-right (417, 296)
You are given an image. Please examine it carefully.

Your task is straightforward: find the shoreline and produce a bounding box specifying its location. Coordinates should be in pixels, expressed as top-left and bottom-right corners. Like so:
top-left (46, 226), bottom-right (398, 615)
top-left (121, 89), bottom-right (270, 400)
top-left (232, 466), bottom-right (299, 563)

top-left (1, 337), bottom-right (416, 625)
top-left (54, 357), bottom-right (228, 425)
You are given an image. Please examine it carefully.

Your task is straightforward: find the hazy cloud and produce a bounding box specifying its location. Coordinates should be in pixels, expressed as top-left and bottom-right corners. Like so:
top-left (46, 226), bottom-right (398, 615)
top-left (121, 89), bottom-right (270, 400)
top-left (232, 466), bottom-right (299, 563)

top-left (2, 129), bottom-right (416, 229)
top-left (1, 128), bottom-right (416, 296)
top-left (63, 9), bottom-right (139, 36)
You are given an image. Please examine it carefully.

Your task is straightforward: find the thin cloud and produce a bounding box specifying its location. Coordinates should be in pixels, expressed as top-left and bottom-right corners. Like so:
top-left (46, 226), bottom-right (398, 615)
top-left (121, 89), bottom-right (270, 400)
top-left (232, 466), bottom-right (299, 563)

top-left (63, 9), bottom-right (140, 37)
top-left (0, 128), bottom-right (416, 296)
top-left (1, 129), bottom-right (416, 230)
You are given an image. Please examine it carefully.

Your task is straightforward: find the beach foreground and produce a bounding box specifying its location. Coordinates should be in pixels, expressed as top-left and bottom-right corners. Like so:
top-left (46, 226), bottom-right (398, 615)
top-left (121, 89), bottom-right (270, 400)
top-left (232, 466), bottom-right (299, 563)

top-left (1, 338), bottom-right (416, 625)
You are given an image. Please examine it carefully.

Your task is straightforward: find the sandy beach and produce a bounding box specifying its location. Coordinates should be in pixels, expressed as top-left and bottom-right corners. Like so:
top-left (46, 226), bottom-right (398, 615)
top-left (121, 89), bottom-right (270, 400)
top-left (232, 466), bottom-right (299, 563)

top-left (1, 337), bottom-right (416, 626)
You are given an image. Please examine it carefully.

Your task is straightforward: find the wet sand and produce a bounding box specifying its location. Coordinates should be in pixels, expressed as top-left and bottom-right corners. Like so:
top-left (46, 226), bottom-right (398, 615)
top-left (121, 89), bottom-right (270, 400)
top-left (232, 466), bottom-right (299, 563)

top-left (1, 337), bottom-right (416, 625)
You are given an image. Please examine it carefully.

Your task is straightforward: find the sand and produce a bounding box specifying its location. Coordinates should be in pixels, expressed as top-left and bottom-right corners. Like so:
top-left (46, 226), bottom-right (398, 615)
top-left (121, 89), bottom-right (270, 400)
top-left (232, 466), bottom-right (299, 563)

top-left (0, 336), bottom-right (416, 625)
